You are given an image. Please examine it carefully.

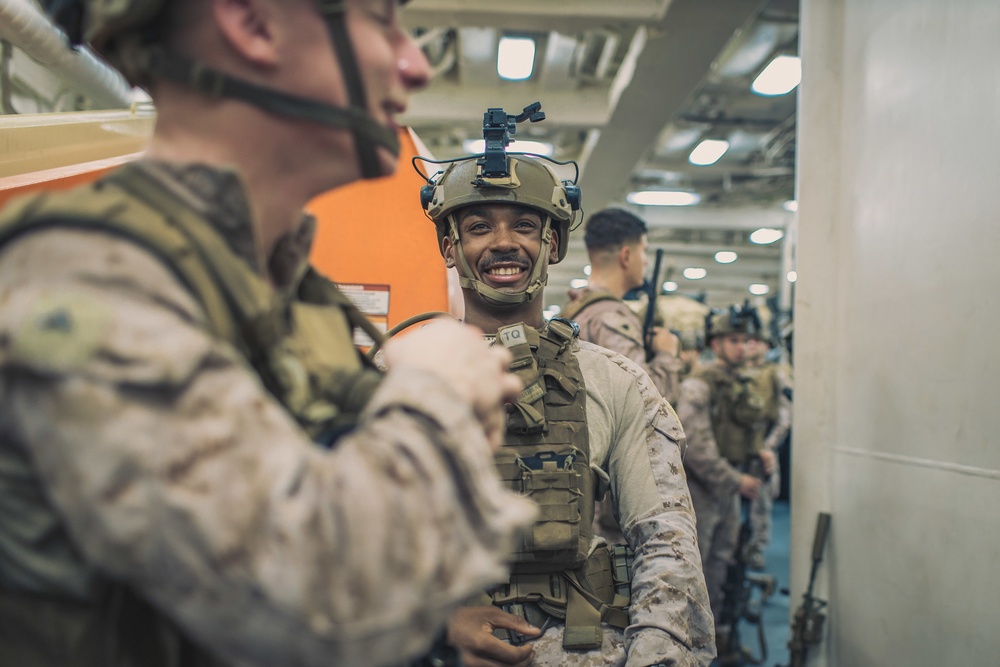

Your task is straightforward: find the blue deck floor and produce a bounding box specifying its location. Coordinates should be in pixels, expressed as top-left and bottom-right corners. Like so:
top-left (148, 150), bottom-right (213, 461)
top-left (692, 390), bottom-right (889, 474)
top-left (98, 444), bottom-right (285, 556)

top-left (712, 499), bottom-right (792, 666)
top-left (759, 499), bottom-right (791, 667)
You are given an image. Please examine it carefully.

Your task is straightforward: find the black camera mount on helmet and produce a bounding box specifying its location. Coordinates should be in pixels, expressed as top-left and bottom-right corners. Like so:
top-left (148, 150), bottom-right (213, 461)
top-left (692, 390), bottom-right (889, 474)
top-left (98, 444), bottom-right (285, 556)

top-left (416, 101), bottom-right (581, 214)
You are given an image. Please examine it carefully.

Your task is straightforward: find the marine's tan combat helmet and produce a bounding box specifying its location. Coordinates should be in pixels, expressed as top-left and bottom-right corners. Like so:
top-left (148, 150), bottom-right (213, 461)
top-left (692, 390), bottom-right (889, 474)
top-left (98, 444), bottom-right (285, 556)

top-left (421, 152), bottom-right (581, 307)
top-left (705, 303), bottom-right (761, 341)
top-left (660, 295), bottom-right (710, 350)
top-left (43, 0), bottom-right (409, 179)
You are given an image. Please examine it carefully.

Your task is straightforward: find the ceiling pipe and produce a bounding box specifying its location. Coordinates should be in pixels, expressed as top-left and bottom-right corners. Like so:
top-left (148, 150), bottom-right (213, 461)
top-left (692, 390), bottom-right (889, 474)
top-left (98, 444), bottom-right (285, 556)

top-left (0, 0), bottom-right (134, 110)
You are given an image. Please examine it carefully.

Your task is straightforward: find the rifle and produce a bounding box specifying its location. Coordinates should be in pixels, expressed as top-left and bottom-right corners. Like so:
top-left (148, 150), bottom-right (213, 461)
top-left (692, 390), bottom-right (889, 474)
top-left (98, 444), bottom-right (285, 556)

top-left (780, 512), bottom-right (831, 667)
top-left (717, 458), bottom-right (777, 666)
top-left (642, 248), bottom-right (665, 362)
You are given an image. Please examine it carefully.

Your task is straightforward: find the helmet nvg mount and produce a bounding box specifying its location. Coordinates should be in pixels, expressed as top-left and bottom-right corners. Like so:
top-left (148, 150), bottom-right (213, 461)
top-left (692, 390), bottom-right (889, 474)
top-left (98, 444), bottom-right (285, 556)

top-left (43, 0), bottom-right (407, 180)
top-left (416, 102), bottom-right (582, 308)
top-left (705, 302), bottom-right (762, 341)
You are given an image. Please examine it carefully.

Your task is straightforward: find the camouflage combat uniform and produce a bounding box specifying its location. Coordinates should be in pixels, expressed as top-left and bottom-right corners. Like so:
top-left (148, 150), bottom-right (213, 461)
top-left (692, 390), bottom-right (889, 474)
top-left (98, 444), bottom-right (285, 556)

top-left (0, 161), bottom-right (535, 667)
top-left (675, 364), bottom-right (759, 622)
top-left (564, 287), bottom-right (684, 405)
top-left (744, 362), bottom-right (792, 555)
top-left (563, 287), bottom-right (686, 548)
top-left (488, 336), bottom-right (714, 667)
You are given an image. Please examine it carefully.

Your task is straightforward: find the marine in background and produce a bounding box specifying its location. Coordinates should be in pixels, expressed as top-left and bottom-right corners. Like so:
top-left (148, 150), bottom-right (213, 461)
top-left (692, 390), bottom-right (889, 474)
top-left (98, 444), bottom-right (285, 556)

top-left (0, 2), bottom-right (533, 666)
top-left (742, 330), bottom-right (792, 570)
top-left (418, 120), bottom-right (714, 666)
top-left (674, 307), bottom-right (777, 639)
top-left (562, 208), bottom-right (684, 405)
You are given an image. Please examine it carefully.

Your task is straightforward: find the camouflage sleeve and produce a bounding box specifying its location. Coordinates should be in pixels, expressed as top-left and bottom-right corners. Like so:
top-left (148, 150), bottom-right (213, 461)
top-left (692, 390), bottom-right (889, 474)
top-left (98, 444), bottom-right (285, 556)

top-left (0, 230), bottom-right (535, 667)
top-left (582, 346), bottom-right (715, 666)
top-left (574, 301), bottom-right (682, 404)
top-left (764, 368), bottom-right (792, 451)
top-left (676, 377), bottom-right (743, 500)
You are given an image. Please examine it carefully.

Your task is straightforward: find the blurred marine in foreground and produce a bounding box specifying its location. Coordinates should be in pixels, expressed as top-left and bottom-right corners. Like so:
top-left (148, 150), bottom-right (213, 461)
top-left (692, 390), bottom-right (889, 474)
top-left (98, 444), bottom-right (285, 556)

top-left (0, 1), bottom-right (534, 666)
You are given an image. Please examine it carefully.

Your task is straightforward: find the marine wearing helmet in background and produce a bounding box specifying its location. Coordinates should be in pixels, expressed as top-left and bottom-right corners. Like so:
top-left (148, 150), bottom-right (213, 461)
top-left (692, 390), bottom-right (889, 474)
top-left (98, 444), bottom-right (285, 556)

top-left (742, 304), bottom-right (794, 571)
top-left (675, 302), bottom-right (777, 652)
top-left (0, 2), bottom-right (534, 666)
top-left (417, 104), bottom-right (715, 667)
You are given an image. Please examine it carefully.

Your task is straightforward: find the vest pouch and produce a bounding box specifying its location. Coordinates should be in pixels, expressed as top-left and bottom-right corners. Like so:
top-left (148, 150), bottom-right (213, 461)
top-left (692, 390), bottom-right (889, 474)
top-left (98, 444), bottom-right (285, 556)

top-left (731, 379), bottom-right (764, 427)
top-left (491, 545), bottom-right (630, 651)
top-left (610, 544), bottom-right (635, 600)
top-left (515, 449), bottom-right (583, 553)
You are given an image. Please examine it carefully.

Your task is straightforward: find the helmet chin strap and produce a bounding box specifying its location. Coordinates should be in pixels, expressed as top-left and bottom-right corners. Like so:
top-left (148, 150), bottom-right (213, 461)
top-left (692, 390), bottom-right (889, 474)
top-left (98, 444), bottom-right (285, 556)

top-left (150, 3), bottom-right (395, 180)
top-left (447, 215), bottom-right (554, 308)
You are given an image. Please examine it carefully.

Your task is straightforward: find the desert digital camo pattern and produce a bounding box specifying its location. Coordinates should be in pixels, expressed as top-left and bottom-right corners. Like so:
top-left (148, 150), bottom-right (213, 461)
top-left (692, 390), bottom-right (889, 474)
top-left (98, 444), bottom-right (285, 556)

top-left (0, 163), bottom-right (535, 667)
top-left (675, 373), bottom-right (745, 622)
top-left (523, 340), bottom-right (714, 667)
top-left (566, 288), bottom-right (684, 406)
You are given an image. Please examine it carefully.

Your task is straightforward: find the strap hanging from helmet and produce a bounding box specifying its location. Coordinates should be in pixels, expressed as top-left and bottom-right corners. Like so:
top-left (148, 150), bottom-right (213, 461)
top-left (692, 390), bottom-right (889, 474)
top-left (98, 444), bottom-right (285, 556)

top-left (317, 0), bottom-right (385, 179)
top-left (445, 212), bottom-right (554, 308)
top-left (127, 0), bottom-right (398, 179)
top-left (152, 54), bottom-right (399, 172)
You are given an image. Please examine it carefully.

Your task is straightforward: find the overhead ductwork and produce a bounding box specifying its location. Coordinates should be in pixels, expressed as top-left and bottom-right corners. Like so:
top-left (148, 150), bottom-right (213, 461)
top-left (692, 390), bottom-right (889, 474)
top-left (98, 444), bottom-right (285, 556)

top-left (0, 0), bottom-right (134, 110)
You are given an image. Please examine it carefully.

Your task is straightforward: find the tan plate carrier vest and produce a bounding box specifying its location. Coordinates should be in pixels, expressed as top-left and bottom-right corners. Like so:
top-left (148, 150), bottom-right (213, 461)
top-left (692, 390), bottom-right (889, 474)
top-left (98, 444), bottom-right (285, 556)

top-left (690, 364), bottom-right (765, 467)
top-left (490, 320), bottom-right (629, 650)
top-left (744, 363), bottom-right (781, 448)
top-left (0, 164), bottom-right (384, 667)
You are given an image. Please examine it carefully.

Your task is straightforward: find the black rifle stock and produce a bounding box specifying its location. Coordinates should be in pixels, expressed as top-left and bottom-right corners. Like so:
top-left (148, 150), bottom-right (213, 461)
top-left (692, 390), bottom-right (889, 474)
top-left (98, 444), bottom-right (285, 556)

top-left (642, 248), bottom-right (665, 362)
top-left (717, 457), bottom-right (776, 666)
top-left (781, 512), bottom-right (831, 667)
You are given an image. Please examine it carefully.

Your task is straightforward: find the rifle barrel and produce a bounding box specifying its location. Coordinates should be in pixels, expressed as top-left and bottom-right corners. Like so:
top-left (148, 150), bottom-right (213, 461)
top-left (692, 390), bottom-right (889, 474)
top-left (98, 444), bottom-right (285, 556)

top-left (642, 249), bottom-right (665, 360)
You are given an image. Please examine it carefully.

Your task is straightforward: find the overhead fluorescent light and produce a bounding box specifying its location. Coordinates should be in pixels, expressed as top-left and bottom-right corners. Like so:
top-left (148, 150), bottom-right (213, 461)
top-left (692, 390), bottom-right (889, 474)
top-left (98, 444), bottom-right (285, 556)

top-left (683, 267), bottom-right (707, 280)
top-left (461, 139), bottom-right (553, 156)
top-left (497, 36), bottom-right (536, 80)
top-left (752, 55), bottom-right (801, 96)
top-left (749, 283), bottom-right (771, 296)
top-left (689, 139), bottom-right (731, 166)
top-left (663, 281), bottom-right (679, 292)
top-left (750, 228), bottom-right (784, 245)
top-left (570, 278), bottom-right (589, 289)
top-left (626, 190), bottom-right (702, 206)
top-left (787, 270), bottom-right (798, 283)
top-left (715, 251), bottom-right (738, 264)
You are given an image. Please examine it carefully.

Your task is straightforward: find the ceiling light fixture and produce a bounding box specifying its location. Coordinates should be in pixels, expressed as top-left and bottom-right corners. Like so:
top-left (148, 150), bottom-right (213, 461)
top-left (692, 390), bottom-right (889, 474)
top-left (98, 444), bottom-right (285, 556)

top-left (787, 271), bottom-right (798, 283)
top-left (715, 251), bottom-right (738, 264)
top-left (570, 278), bottom-right (589, 289)
top-left (583, 264), bottom-right (592, 276)
top-left (750, 228), bottom-right (784, 245)
top-left (689, 139), bottom-right (731, 166)
top-left (497, 36), bottom-right (536, 80)
top-left (626, 190), bottom-right (702, 206)
top-left (749, 283), bottom-right (771, 295)
top-left (752, 55), bottom-right (802, 96)
top-left (683, 267), bottom-right (707, 280)
top-left (783, 199), bottom-right (799, 212)
top-left (663, 281), bottom-right (679, 292)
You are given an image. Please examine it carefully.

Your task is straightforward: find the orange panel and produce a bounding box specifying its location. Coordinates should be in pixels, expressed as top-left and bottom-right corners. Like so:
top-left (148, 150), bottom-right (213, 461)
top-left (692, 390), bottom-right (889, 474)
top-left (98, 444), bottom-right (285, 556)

top-left (0, 129), bottom-right (450, 332)
top-left (308, 129), bottom-right (454, 330)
